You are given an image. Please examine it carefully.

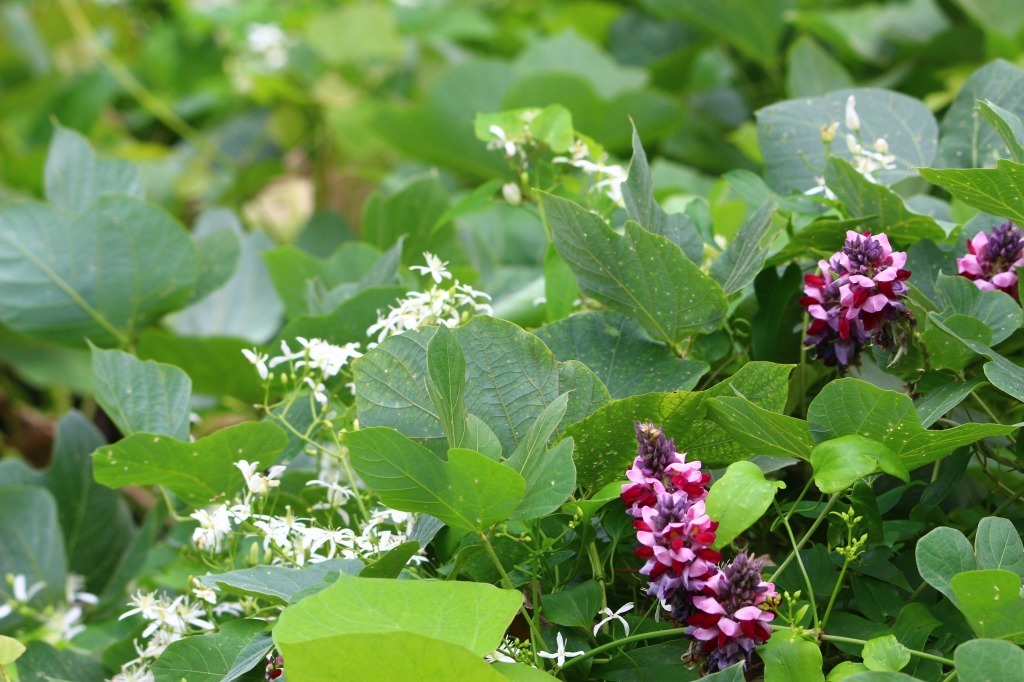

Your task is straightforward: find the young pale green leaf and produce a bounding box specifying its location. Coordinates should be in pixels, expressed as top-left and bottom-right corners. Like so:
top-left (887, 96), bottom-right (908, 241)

top-left (757, 630), bottom-right (825, 682)
top-left (426, 324), bottom-right (468, 450)
top-left (913, 378), bottom-right (987, 428)
top-left (974, 516), bottom-right (1024, 577)
top-left (928, 313), bottom-right (1024, 402)
top-left (0, 198), bottom-right (199, 346)
top-left (954, 638), bottom-right (1024, 682)
top-left (950, 569), bottom-right (1024, 643)
top-left (565, 361), bottom-right (793, 488)
top-left (915, 526), bottom-right (975, 604)
top-left (199, 559), bottom-right (362, 605)
top-left (707, 396), bottom-right (814, 460)
top-left (0, 487), bottom-right (67, 612)
top-left (810, 436), bottom-right (899, 494)
top-left (919, 159), bottom-right (1024, 224)
top-left (345, 427), bottom-right (525, 532)
top-left (93, 422), bottom-right (287, 507)
top-left (705, 461), bottom-right (785, 549)
top-left (710, 199), bottom-right (781, 295)
top-left (538, 191), bottom-right (727, 346)
top-left (152, 620), bottom-right (268, 682)
top-left (0, 636), bottom-right (25, 665)
top-left (862, 635), bottom-right (910, 672)
top-left (44, 124), bottom-right (144, 213)
top-left (977, 99), bottom-right (1024, 163)
top-left (807, 378), bottom-right (1017, 470)
top-left (540, 579), bottom-right (603, 629)
top-left (535, 311), bottom-right (707, 399)
top-left (623, 124), bottom-right (704, 263)
top-left (91, 347), bottom-right (192, 441)
top-left (827, 662), bottom-right (869, 680)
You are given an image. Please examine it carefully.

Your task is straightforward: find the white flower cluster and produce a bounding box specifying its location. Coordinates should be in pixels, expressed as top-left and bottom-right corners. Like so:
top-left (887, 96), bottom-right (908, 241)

top-left (111, 591), bottom-right (214, 681)
top-left (243, 337), bottom-right (363, 404)
top-left (806, 96), bottom-right (897, 199)
top-left (553, 139), bottom-right (628, 205)
top-left (367, 252), bottom-right (492, 344)
top-left (0, 573), bottom-right (96, 645)
top-left (485, 110), bottom-right (540, 164)
top-left (485, 635), bottom-right (529, 665)
top-left (245, 23), bottom-right (290, 71)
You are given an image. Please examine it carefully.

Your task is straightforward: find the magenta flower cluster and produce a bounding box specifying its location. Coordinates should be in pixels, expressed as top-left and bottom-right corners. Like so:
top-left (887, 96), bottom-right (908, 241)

top-left (800, 230), bottom-right (911, 368)
top-left (957, 221), bottom-right (1024, 300)
top-left (622, 423), bottom-right (777, 672)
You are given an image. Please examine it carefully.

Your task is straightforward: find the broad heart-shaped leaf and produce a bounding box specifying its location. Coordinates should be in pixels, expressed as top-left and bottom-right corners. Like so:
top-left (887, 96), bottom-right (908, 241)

top-left (152, 619), bottom-right (267, 682)
top-left (928, 313), bottom-right (1024, 402)
top-left (540, 579), bottom-right (603, 629)
top-left (12, 641), bottom-right (106, 682)
top-left (977, 100), bottom-right (1024, 163)
top-left (757, 88), bottom-right (938, 195)
top-left (360, 541), bottom-right (421, 579)
top-left (505, 395), bottom-right (577, 521)
top-left (93, 422), bottom-right (287, 507)
top-left (199, 559), bottom-right (363, 605)
top-left (0, 487), bottom-right (67, 615)
top-left (538, 191), bottom-right (728, 346)
top-left (44, 125), bottom-right (144, 213)
top-left (707, 396), bottom-right (814, 460)
top-left (91, 347), bottom-right (192, 441)
top-left (950, 569), bottom-right (1024, 643)
top-left (565, 362), bottom-right (793, 489)
top-left (710, 200), bottom-right (782, 295)
top-left (934, 60), bottom-right (1024, 169)
top-left (273, 576), bottom-right (522, 677)
top-left (806, 378), bottom-right (1017, 471)
top-left (934, 275), bottom-right (1023, 346)
top-left (623, 125), bottom-right (704, 263)
top-left (705, 461), bottom-right (785, 549)
top-left (862, 635), bottom-right (910, 672)
top-left (824, 158), bottom-right (947, 243)
top-left (954, 638), bottom-right (1024, 682)
top-left (0, 198), bottom-right (199, 346)
top-left (919, 160), bottom-right (1024, 224)
top-left (975, 516), bottom-right (1024, 578)
top-left (810, 435), bottom-right (908, 494)
top-left (361, 174), bottom-right (450, 259)
top-left (345, 427), bottom-right (525, 533)
top-left (43, 412), bottom-right (134, 595)
top-left (757, 630), bottom-right (825, 682)
top-left (354, 317), bottom-right (610, 453)
top-left (264, 241), bottom-right (383, 319)
top-left (915, 526), bottom-right (976, 604)
top-left (534, 311), bottom-right (708, 399)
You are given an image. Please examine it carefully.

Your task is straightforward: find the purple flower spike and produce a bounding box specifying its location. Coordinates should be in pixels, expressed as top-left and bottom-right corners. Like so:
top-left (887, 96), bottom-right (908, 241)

top-left (958, 221), bottom-right (1024, 300)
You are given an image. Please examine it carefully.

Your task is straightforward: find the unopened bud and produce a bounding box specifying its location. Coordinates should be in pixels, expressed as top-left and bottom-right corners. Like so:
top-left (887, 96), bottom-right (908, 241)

top-left (820, 122), bottom-right (838, 143)
top-left (502, 182), bottom-right (522, 205)
top-left (845, 95), bottom-right (860, 132)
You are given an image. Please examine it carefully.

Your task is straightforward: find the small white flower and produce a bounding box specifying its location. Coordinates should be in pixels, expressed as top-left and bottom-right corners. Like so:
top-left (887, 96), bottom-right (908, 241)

top-left (845, 95), bottom-right (860, 132)
top-left (593, 602), bottom-right (633, 636)
top-left (410, 252), bottom-right (453, 284)
top-left (65, 574), bottom-right (98, 606)
top-left (110, 662), bottom-right (155, 682)
top-left (501, 182), bottom-right (522, 205)
top-left (10, 574), bottom-right (46, 603)
top-left (537, 632), bottom-right (585, 668)
top-left (190, 506), bottom-right (233, 553)
top-left (304, 377), bottom-right (328, 405)
top-left (192, 584), bottom-right (218, 605)
top-left (241, 348), bottom-right (270, 380)
top-left (246, 23), bottom-right (290, 71)
top-left (235, 460), bottom-right (284, 496)
top-left (43, 604), bottom-right (85, 642)
top-left (487, 125), bottom-right (519, 158)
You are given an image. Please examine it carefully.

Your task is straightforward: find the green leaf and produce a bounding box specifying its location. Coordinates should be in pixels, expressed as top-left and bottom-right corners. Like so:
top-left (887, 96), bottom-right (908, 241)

top-left (758, 631), bottom-right (826, 682)
top-left (934, 60), bottom-right (1024, 168)
top-left (919, 159), bottom-right (1024, 224)
top-left (785, 35), bottom-right (854, 98)
top-left (93, 422), bottom-right (288, 507)
top-left (922, 313), bottom-right (992, 371)
top-left (91, 347), bottom-right (192, 440)
top-left (953, 2), bottom-right (1024, 37)
top-left (915, 526), bottom-right (976, 604)
top-left (827, 662), bottom-right (869, 681)
top-left (153, 620), bottom-right (268, 682)
top-left (707, 396), bottom-right (813, 461)
top-left (950, 569), bottom-right (1024, 643)
top-left (199, 559), bottom-right (362, 605)
top-left (426, 325), bottom-right (468, 451)
top-left (359, 541), bottom-right (421, 579)
top-left (623, 125), bottom-right (704, 264)
top-left (345, 427), bottom-right (525, 532)
top-left (841, 673), bottom-right (919, 681)
top-left (975, 516), bottom-right (1024, 577)
top-left (264, 242), bottom-right (383, 319)
top-left (362, 174), bottom-right (450, 257)
top-left (305, 4), bottom-right (403, 65)
top-left (710, 200), bottom-right (781, 295)
top-left (565, 362), bottom-right (793, 488)
top-left (705, 461), bottom-right (785, 549)
top-left (538, 191), bottom-right (728, 346)
top-left (933, 274), bottom-right (1022, 345)
top-left (535, 311), bottom-right (707, 399)
top-left (913, 377), bottom-right (987, 428)
top-left (702, 662), bottom-right (746, 681)
top-left (824, 158), bottom-right (946, 243)
top-left (544, 245), bottom-right (579, 322)
top-left (862, 635), bottom-right (910, 672)
top-left (806, 378), bottom-right (1016, 470)
top-left (0, 198), bottom-right (199, 346)
top-left (541, 579), bottom-right (603, 629)
top-left (136, 331), bottom-right (264, 404)
top-left (811, 436), bottom-right (905, 494)
top-left (223, 631), bottom-right (274, 682)
top-left (954, 638), bottom-right (1024, 682)
top-left (188, 222), bottom-right (241, 307)
top-left (44, 125), bottom-right (144, 212)
top-left (44, 411), bottom-right (134, 594)
top-left (12, 641), bottom-right (105, 682)
top-left (758, 88), bottom-right (938, 194)
top-left (505, 395), bottom-right (576, 521)
top-left (277, 285), bottom-right (405, 351)
top-left (0, 488), bottom-right (67, 613)
top-left (928, 313), bottom-right (1024, 402)
top-left (977, 99), bottom-right (1024, 163)
top-left (0, 636), bottom-right (24, 665)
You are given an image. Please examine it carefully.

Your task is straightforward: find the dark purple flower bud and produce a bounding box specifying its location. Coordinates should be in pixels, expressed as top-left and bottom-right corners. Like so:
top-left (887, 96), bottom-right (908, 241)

top-left (958, 221), bottom-right (1024, 299)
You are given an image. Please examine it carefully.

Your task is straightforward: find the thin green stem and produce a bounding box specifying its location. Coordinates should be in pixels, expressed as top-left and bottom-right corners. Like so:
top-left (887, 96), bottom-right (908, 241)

top-left (782, 477), bottom-right (815, 526)
top-left (586, 540), bottom-right (608, 611)
top-left (772, 492), bottom-right (842, 582)
top-left (480, 533), bottom-right (543, 663)
top-left (774, 500), bottom-right (819, 630)
top-left (819, 634), bottom-right (954, 667)
top-left (821, 556), bottom-right (851, 630)
top-left (558, 627), bottom-right (688, 672)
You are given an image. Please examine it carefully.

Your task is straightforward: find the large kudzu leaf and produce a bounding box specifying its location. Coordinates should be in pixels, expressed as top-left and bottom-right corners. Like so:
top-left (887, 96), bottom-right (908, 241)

top-left (541, 580), bottom-right (603, 629)
top-left (0, 488), bottom-right (67, 616)
top-left (934, 60), bottom-right (1024, 169)
top-left (758, 631), bottom-right (825, 682)
top-left (913, 377), bottom-right (987, 428)
top-left (950, 569), bottom-right (1024, 643)
top-left (758, 88), bottom-right (938, 194)
top-left (974, 516), bottom-right (1024, 578)
top-left (710, 200), bottom-right (781, 294)
top-left (345, 427), bottom-right (525, 532)
top-left (354, 317), bottom-right (610, 453)
top-left (13, 641), bottom-right (106, 682)
top-left (44, 125), bottom-right (144, 213)
top-left (915, 526), bottom-right (976, 604)
top-left (222, 631), bottom-right (274, 682)
top-left (538, 191), bottom-right (727, 346)
top-left (919, 159), bottom-right (1024, 224)
top-left (0, 198), bottom-right (198, 346)
top-left (565, 362), bottom-right (793, 488)
top-left (306, 240), bottom-right (404, 316)
top-left (91, 347), bottom-right (192, 441)
top-left (954, 638), bottom-right (1024, 682)
top-left (152, 620), bottom-right (268, 682)
top-left (199, 559), bottom-right (362, 605)
top-left (705, 461), bottom-right (785, 549)
top-left (933, 274), bottom-right (1022, 345)
top-left (505, 394), bottom-right (576, 520)
top-left (706, 396), bottom-right (814, 460)
top-left (928, 313), bottom-right (1024, 402)
top-left (623, 126), bottom-right (704, 263)
top-left (184, 208), bottom-right (242, 307)
top-left (824, 158), bottom-right (947, 243)
top-left (93, 422), bottom-right (287, 507)
top-left (534, 311), bottom-right (707, 398)
top-left (806, 378), bottom-right (1016, 470)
